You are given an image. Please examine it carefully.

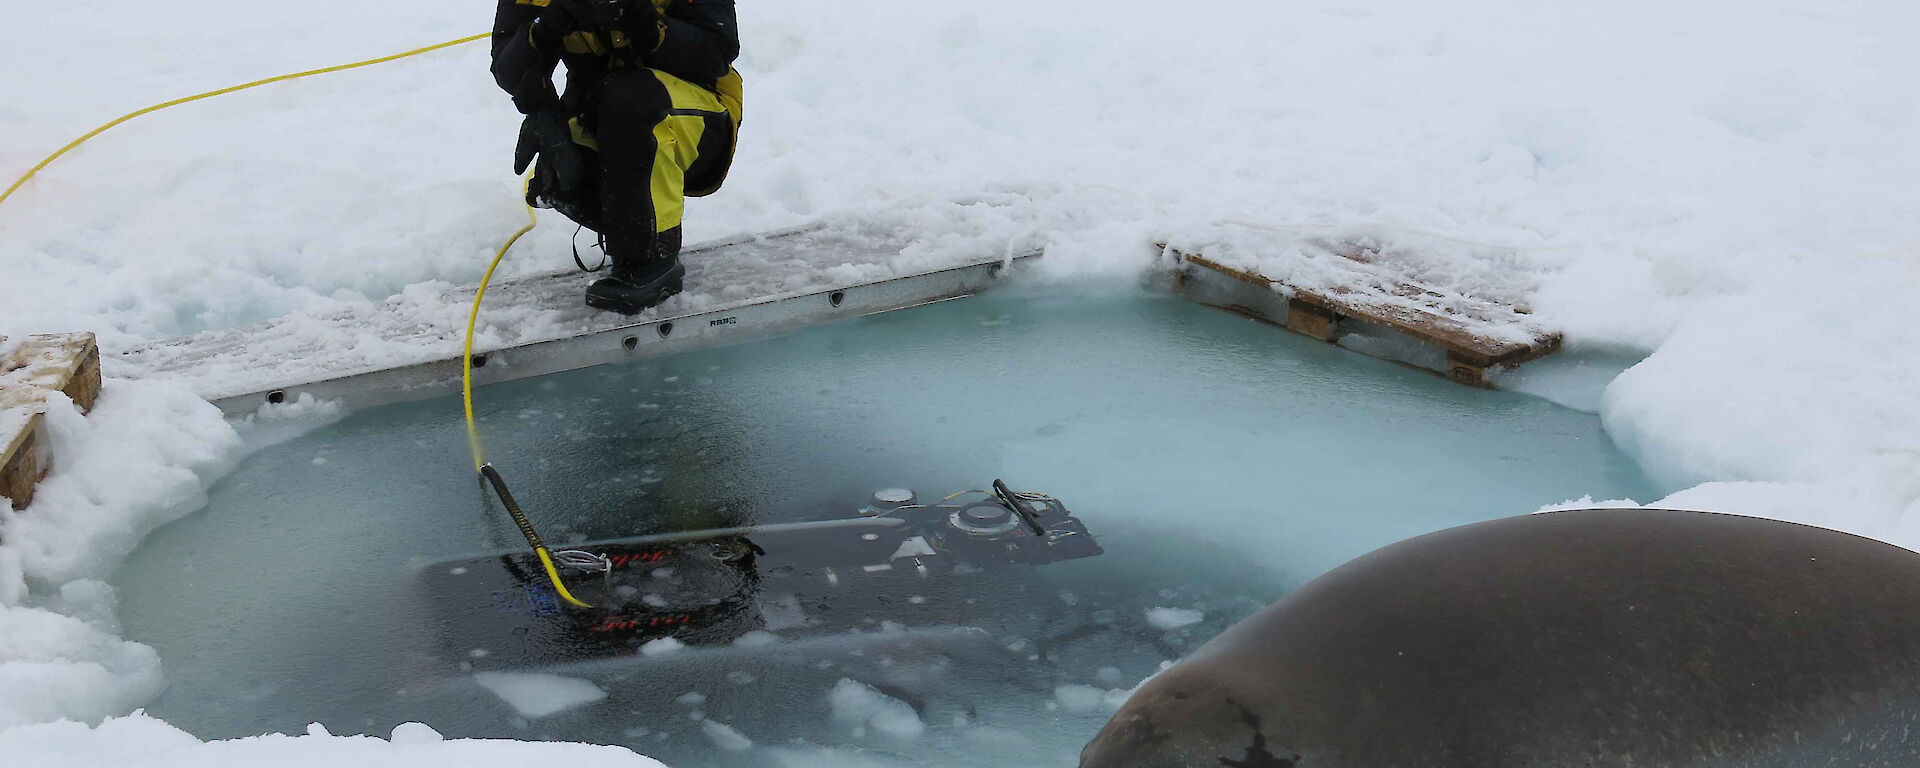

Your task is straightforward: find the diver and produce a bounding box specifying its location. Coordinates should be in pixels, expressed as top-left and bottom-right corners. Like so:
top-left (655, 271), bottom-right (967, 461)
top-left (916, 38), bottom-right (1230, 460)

top-left (490, 0), bottom-right (743, 315)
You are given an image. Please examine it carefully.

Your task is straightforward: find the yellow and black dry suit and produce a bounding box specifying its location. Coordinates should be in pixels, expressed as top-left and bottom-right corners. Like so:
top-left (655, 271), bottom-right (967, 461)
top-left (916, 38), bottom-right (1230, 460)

top-left (491, 0), bottom-right (743, 264)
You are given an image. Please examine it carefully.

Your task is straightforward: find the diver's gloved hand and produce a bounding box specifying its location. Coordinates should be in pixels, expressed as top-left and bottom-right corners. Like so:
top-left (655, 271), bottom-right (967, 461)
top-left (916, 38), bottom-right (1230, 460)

top-left (620, 2), bottom-right (667, 52)
top-left (529, 2), bottom-right (582, 48)
top-left (546, 0), bottom-right (665, 51)
top-left (514, 111), bottom-right (589, 194)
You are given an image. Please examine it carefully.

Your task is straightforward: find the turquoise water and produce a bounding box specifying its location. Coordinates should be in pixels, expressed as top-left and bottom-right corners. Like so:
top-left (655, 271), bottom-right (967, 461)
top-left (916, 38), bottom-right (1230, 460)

top-left (112, 288), bottom-right (1659, 767)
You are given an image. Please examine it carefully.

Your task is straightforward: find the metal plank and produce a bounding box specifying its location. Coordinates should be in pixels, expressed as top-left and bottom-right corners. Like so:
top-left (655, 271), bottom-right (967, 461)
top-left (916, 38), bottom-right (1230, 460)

top-left (210, 257), bottom-right (1024, 415)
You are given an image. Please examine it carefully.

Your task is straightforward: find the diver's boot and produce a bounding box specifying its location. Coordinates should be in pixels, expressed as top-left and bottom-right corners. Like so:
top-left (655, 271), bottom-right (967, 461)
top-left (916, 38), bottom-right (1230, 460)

top-left (585, 256), bottom-right (685, 315)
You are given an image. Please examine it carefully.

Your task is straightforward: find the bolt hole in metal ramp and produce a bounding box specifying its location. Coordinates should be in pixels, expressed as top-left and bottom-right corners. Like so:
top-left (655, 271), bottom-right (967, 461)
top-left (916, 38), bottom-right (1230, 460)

top-left (117, 226), bottom-right (1036, 418)
top-left (110, 289), bottom-right (1657, 767)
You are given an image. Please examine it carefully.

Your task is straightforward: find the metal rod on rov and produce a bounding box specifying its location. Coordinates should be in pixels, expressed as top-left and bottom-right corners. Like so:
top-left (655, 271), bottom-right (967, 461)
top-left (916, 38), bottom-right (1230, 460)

top-left (993, 478), bottom-right (1050, 537)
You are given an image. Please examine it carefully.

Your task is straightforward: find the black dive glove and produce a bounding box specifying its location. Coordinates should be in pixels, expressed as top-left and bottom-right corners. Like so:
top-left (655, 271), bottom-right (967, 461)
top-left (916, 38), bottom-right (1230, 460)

top-left (614, 1), bottom-right (668, 54)
top-left (514, 112), bottom-right (588, 186)
top-left (550, 0), bottom-right (665, 53)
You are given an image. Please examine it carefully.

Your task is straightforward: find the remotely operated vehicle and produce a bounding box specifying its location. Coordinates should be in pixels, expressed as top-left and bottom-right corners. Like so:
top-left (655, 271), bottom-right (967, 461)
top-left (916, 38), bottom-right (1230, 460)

top-left (422, 480), bottom-right (1103, 669)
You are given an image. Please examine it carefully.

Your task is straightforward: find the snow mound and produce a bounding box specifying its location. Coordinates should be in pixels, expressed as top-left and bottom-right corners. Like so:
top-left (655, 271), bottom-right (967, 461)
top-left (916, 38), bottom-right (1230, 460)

top-left (0, 380), bottom-right (241, 729)
top-left (0, 713), bottom-right (667, 768)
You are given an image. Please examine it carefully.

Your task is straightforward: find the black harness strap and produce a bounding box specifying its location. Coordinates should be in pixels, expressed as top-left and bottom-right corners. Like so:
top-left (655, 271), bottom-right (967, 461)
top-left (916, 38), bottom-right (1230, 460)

top-left (571, 224), bottom-right (609, 273)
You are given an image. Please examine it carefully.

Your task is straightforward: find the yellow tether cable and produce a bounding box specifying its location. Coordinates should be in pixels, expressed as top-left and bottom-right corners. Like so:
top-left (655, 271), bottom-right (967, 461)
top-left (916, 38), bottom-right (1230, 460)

top-left (465, 184), bottom-right (593, 610)
top-left (0, 29), bottom-right (592, 609)
top-left (0, 33), bottom-right (490, 210)
top-left (462, 189), bottom-right (537, 471)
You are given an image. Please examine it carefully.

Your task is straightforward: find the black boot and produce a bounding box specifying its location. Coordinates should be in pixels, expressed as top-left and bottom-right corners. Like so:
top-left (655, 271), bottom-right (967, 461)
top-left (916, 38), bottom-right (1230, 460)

top-left (585, 255), bottom-right (685, 315)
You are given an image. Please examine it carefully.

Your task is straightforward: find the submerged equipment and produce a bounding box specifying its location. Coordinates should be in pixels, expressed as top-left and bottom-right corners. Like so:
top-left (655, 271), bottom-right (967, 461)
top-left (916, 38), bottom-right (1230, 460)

top-left (421, 480), bottom-right (1103, 669)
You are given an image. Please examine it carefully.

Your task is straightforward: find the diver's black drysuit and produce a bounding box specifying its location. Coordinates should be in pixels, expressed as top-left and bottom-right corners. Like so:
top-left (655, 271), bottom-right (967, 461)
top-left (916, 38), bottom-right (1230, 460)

top-left (491, 0), bottom-right (742, 314)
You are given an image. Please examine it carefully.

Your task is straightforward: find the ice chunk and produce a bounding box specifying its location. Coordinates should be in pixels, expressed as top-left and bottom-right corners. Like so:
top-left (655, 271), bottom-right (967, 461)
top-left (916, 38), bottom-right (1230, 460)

top-left (732, 630), bottom-right (779, 647)
top-left (1054, 684), bottom-right (1109, 714)
top-left (638, 637), bottom-right (685, 656)
top-left (472, 672), bottom-right (607, 719)
top-left (1146, 607), bottom-right (1205, 630)
top-left (829, 678), bottom-right (925, 740)
top-left (701, 720), bottom-right (754, 752)
top-left (676, 691), bottom-right (707, 706)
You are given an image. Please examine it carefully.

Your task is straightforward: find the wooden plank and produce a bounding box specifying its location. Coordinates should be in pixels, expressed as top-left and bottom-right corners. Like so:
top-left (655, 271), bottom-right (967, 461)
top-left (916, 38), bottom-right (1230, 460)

top-left (1, 333), bottom-right (102, 509)
top-left (1, 412), bottom-right (43, 510)
top-left (1285, 302), bottom-right (1338, 342)
top-left (1166, 246), bottom-right (1561, 387)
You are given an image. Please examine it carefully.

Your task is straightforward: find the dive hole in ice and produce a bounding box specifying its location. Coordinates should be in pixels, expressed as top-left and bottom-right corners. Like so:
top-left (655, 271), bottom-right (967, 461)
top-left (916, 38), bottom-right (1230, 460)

top-left (111, 288), bottom-right (1658, 767)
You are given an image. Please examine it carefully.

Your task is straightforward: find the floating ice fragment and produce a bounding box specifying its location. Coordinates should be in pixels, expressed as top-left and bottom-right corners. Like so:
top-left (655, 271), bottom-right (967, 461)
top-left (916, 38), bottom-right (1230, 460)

top-left (639, 637), bottom-right (685, 656)
top-left (1054, 684), bottom-right (1107, 714)
top-left (829, 678), bottom-right (924, 740)
top-left (733, 630), bottom-right (779, 647)
top-left (1146, 607), bottom-right (1205, 630)
top-left (472, 672), bottom-right (607, 718)
top-left (676, 691), bottom-right (707, 706)
top-left (702, 719), bottom-right (754, 752)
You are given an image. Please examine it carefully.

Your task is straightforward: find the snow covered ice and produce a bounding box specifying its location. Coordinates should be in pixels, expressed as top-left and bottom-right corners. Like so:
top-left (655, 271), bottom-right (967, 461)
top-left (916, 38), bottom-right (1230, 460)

top-left (2, 0), bottom-right (1919, 766)
top-left (0, 714), bottom-right (667, 768)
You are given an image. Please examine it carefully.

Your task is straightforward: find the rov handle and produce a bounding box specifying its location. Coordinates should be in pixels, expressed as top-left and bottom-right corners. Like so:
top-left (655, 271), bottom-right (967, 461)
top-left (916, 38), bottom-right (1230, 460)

top-left (992, 479), bottom-right (1050, 538)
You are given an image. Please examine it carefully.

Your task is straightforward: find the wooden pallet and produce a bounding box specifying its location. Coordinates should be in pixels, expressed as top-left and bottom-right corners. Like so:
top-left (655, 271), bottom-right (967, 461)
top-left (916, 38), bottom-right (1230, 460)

top-left (1, 333), bottom-right (102, 509)
top-left (1168, 246), bottom-right (1561, 387)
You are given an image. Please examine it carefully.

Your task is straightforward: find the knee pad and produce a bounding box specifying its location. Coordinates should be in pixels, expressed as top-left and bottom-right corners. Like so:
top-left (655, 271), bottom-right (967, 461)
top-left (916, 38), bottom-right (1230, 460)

top-left (594, 71), bottom-right (672, 128)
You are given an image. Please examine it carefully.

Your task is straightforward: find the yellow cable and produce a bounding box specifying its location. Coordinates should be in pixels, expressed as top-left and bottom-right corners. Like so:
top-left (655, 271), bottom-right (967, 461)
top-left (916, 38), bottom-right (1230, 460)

top-left (463, 190), bottom-right (538, 471)
top-left (0, 33), bottom-right (490, 210)
top-left (0, 28), bottom-right (591, 609)
top-left (537, 549), bottom-right (593, 609)
top-left (465, 186), bottom-right (591, 610)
